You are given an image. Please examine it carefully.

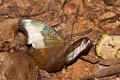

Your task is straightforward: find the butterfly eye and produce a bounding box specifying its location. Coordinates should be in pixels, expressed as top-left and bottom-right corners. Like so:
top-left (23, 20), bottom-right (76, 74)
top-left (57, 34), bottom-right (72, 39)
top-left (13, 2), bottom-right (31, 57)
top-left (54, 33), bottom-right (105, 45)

top-left (54, 33), bottom-right (58, 37)
top-left (50, 31), bottom-right (58, 37)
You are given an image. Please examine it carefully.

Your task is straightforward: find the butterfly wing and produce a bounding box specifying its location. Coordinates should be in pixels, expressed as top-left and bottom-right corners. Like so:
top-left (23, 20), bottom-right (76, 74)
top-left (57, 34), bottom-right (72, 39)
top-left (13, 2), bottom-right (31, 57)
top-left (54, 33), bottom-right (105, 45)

top-left (19, 19), bottom-right (65, 49)
top-left (40, 26), bottom-right (65, 48)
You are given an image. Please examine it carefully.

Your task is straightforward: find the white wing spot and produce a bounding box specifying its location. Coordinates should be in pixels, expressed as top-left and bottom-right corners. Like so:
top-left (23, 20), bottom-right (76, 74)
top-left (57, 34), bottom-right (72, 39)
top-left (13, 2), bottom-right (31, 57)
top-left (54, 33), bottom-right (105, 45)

top-left (24, 21), bottom-right (45, 49)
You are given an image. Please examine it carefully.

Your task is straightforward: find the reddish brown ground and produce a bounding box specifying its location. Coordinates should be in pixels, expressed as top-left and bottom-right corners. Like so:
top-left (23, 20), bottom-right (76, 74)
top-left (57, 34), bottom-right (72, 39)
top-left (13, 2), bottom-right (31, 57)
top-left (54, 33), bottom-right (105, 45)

top-left (0, 0), bottom-right (120, 80)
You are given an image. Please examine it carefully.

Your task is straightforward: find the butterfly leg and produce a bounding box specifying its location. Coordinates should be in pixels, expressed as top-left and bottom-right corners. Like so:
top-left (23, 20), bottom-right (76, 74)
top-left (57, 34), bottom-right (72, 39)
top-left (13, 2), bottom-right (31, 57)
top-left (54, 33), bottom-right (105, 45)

top-left (80, 56), bottom-right (99, 64)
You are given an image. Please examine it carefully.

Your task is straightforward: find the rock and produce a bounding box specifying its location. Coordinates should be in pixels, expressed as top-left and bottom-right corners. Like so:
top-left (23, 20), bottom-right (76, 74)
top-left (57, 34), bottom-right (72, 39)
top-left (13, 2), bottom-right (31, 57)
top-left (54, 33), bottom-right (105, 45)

top-left (0, 19), bottom-right (17, 45)
top-left (38, 69), bottom-right (54, 80)
top-left (0, 19), bottom-right (27, 52)
top-left (0, 52), bottom-right (38, 80)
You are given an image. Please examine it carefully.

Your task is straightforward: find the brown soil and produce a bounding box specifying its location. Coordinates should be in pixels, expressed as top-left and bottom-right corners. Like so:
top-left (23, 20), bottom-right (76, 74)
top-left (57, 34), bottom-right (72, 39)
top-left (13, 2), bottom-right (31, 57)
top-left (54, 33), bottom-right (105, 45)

top-left (0, 0), bottom-right (120, 80)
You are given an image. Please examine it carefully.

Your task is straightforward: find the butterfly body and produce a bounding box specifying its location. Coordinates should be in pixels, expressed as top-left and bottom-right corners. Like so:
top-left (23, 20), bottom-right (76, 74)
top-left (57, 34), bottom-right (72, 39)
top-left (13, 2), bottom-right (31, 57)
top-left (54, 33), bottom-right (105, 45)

top-left (18, 19), bottom-right (91, 72)
top-left (30, 44), bottom-right (68, 72)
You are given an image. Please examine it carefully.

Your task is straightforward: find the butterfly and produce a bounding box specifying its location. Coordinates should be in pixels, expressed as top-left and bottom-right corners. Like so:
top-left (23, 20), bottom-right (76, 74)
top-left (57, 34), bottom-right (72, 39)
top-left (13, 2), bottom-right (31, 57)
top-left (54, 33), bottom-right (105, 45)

top-left (17, 19), bottom-right (92, 72)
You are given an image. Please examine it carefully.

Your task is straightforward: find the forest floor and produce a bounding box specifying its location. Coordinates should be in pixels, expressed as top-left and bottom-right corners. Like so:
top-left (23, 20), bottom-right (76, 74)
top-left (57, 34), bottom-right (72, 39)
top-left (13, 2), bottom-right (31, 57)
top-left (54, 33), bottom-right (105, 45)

top-left (0, 0), bottom-right (120, 80)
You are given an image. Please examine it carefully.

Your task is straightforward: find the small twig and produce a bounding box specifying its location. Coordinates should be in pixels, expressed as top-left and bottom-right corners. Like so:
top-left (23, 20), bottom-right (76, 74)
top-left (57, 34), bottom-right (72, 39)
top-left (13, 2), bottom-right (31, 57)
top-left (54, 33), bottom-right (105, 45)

top-left (61, 0), bottom-right (70, 10)
top-left (97, 13), bottom-right (120, 32)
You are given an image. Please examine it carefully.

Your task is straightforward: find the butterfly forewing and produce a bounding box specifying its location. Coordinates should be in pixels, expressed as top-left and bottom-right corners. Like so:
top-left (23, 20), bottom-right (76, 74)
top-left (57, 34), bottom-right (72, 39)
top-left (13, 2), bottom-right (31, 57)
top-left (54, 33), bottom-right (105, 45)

top-left (22, 19), bottom-right (65, 49)
top-left (41, 28), bottom-right (65, 48)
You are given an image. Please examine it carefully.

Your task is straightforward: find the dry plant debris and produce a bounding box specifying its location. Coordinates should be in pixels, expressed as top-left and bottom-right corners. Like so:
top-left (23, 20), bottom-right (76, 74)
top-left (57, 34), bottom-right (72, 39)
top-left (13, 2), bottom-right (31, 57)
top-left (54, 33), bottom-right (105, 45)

top-left (0, 0), bottom-right (120, 80)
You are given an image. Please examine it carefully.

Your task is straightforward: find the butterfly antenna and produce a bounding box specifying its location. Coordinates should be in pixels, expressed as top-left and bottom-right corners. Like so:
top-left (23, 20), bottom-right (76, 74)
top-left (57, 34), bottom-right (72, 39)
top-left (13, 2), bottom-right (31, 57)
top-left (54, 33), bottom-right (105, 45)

top-left (70, 5), bottom-right (80, 44)
top-left (70, 22), bottom-right (74, 44)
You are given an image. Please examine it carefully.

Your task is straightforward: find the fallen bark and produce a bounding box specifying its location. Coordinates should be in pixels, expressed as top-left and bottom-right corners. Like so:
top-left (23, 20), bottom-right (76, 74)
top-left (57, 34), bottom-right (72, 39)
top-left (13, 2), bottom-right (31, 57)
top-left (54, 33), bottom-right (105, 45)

top-left (80, 58), bottom-right (120, 80)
